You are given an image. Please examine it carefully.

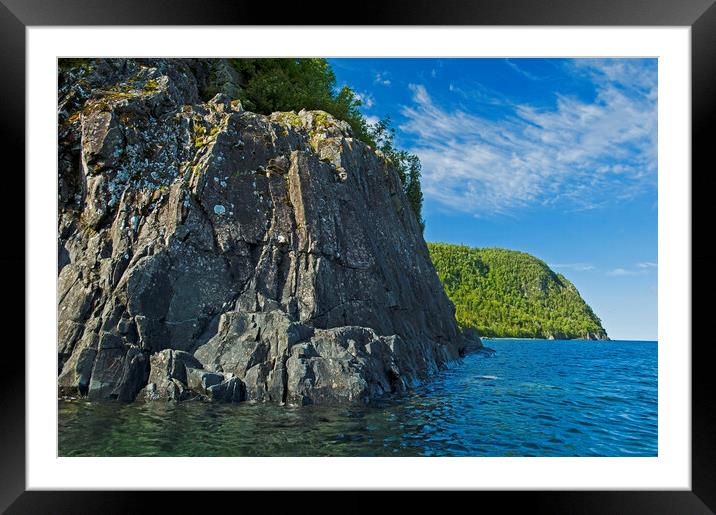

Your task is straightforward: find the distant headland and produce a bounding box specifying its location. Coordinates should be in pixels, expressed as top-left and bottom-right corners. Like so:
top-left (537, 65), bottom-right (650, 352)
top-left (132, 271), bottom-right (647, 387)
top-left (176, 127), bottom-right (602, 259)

top-left (428, 243), bottom-right (609, 340)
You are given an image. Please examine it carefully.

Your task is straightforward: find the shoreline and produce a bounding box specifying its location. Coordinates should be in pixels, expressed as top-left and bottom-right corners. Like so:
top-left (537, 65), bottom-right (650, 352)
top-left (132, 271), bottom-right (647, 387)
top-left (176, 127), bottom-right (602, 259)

top-left (482, 337), bottom-right (656, 343)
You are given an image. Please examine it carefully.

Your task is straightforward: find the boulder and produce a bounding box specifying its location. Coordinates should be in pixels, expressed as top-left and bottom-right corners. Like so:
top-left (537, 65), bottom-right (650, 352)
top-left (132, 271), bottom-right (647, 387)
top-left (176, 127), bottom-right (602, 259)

top-left (140, 349), bottom-right (203, 401)
top-left (186, 367), bottom-right (224, 393)
top-left (207, 377), bottom-right (246, 403)
top-left (460, 328), bottom-right (484, 356)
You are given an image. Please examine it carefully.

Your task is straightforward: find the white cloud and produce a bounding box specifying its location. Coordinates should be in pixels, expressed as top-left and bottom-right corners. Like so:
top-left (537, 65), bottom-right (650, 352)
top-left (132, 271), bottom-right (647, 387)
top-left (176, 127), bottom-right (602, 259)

top-left (505, 59), bottom-right (542, 81)
top-left (606, 261), bottom-right (657, 276)
top-left (573, 59), bottom-right (657, 97)
top-left (374, 72), bottom-right (391, 86)
top-left (364, 115), bottom-right (381, 126)
top-left (353, 91), bottom-right (374, 109)
top-left (607, 268), bottom-right (634, 276)
top-left (399, 60), bottom-right (657, 216)
top-left (551, 263), bottom-right (596, 272)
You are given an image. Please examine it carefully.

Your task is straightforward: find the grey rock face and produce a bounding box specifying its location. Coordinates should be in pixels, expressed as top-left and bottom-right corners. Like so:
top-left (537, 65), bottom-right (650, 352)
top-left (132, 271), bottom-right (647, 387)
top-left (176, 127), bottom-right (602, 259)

top-left (207, 377), bottom-right (246, 403)
top-left (139, 349), bottom-right (203, 400)
top-left (186, 367), bottom-right (224, 393)
top-left (57, 58), bottom-right (482, 405)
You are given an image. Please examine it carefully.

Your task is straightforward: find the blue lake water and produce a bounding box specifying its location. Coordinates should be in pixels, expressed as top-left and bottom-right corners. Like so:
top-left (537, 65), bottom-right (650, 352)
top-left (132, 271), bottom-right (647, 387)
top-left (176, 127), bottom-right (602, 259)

top-left (58, 339), bottom-right (657, 457)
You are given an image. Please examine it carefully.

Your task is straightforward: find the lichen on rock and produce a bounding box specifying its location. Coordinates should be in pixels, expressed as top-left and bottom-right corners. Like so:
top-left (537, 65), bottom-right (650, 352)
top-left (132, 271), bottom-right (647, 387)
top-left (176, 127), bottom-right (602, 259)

top-left (57, 58), bottom-right (482, 406)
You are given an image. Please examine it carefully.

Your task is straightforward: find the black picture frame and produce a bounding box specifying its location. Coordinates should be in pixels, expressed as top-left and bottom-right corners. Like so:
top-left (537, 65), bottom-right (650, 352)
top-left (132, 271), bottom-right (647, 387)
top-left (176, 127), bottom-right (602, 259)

top-left (2, 0), bottom-right (714, 512)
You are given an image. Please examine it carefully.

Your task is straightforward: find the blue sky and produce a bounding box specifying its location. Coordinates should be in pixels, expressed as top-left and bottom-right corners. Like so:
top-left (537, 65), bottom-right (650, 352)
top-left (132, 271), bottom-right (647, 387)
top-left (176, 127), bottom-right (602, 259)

top-left (329, 58), bottom-right (658, 341)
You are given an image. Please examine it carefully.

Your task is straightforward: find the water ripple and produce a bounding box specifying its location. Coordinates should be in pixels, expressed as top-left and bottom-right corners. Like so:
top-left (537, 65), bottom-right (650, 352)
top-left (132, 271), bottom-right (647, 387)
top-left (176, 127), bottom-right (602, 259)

top-left (59, 339), bottom-right (657, 457)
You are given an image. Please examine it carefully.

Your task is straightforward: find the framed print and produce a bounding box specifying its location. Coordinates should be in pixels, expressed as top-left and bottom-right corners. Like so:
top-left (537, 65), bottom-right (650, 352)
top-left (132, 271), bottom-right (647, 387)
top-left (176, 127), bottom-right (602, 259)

top-left (3, 0), bottom-right (715, 512)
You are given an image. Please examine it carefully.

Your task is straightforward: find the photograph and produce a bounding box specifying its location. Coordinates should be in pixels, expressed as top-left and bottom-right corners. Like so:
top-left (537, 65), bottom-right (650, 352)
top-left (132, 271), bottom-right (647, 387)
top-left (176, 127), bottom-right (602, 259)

top-left (56, 56), bottom-right (658, 458)
top-left (1, 0), bottom-right (710, 507)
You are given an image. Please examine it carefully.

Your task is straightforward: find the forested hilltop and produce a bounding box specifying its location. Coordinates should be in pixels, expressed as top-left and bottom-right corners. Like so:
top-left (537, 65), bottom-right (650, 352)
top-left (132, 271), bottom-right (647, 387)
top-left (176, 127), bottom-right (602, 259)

top-left (428, 244), bottom-right (608, 340)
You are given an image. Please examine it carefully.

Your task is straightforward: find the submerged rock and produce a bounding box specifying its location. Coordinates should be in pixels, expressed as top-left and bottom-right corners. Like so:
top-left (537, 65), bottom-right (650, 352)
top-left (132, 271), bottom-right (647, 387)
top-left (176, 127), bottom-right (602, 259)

top-left (57, 58), bottom-right (483, 406)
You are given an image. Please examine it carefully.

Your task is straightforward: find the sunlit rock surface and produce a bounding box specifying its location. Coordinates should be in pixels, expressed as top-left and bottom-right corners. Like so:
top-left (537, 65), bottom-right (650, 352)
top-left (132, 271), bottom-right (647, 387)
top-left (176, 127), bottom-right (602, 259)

top-left (57, 58), bottom-right (482, 405)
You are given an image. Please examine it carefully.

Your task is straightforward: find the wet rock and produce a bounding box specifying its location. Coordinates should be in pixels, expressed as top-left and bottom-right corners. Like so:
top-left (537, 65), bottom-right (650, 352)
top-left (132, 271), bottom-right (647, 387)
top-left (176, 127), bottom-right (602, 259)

top-left (207, 377), bottom-right (246, 403)
top-left (58, 343), bottom-right (97, 397)
top-left (141, 349), bottom-right (203, 400)
top-left (186, 367), bottom-right (224, 393)
top-left (113, 348), bottom-right (150, 401)
top-left (460, 328), bottom-right (484, 356)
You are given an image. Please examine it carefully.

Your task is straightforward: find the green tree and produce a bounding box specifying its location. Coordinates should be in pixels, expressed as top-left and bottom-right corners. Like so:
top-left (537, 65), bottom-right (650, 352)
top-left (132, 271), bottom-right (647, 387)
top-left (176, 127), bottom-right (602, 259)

top-left (366, 117), bottom-right (424, 230)
top-left (229, 58), bottom-right (372, 146)
top-left (427, 243), bottom-right (608, 340)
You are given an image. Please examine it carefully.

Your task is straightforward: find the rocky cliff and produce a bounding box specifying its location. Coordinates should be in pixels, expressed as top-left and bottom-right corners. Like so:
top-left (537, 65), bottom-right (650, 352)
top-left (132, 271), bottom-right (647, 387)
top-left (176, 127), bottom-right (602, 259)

top-left (57, 58), bottom-right (482, 406)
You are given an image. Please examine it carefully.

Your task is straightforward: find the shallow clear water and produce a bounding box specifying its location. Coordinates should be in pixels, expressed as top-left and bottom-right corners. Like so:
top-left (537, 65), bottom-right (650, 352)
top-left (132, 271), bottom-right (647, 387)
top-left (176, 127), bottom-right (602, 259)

top-left (58, 339), bottom-right (657, 457)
